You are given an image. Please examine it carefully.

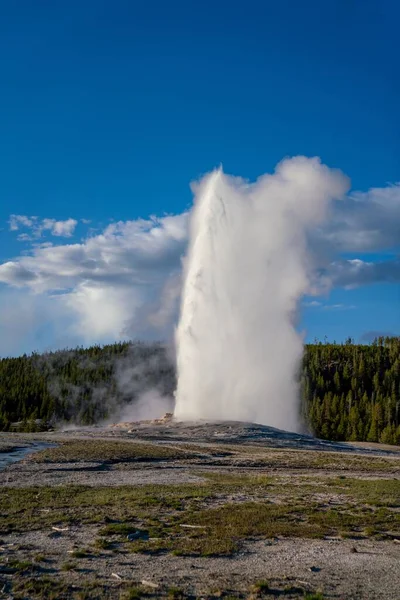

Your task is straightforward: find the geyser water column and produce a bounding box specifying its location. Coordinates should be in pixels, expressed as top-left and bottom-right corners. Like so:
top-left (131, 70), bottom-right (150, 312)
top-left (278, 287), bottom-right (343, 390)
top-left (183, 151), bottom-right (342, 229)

top-left (174, 157), bottom-right (349, 431)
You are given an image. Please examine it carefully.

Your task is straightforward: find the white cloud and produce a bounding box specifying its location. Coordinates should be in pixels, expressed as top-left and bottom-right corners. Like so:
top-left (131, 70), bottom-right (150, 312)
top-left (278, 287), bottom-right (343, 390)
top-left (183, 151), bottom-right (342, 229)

top-left (0, 212), bottom-right (188, 346)
top-left (63, 282), bottom-right (142, 342)
top-left (317, 183), bottom-right (400, 252)
top-left (321, 303), bottom-right (356, 311)
top-left (0, 166), bottom-right (399, 353)
top-left (303, 300), bottom-right (356, 310)
top-left (9, 215), bottom-right (37, 231)
top-left (0, 290), bottom-right (73, 357)
top-left (303, 300), bottom-right (322, 307)
top-left (43, 218), bottom-right (77, 237)
top-left (8, 215), bottom-right (78, 239)
top-left (0, 262), bottom-right (38, 284)
top-left (329, 258), bottom-right (400, 288)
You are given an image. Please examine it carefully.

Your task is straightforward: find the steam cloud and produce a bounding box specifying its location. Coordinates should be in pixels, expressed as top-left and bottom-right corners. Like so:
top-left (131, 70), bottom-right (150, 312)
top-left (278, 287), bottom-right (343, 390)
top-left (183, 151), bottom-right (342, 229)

top-left (174, 157), bottom-right (350, 431)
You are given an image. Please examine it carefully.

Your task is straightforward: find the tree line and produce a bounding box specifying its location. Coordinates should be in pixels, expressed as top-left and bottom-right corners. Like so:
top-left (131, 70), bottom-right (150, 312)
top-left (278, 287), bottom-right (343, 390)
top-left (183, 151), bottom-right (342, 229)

top-left (0, 337), bottom-right (399, 445)
top-left (302, 336), bottom-right (400, 445)
top-left (0, 341), bottom-right (175, 431)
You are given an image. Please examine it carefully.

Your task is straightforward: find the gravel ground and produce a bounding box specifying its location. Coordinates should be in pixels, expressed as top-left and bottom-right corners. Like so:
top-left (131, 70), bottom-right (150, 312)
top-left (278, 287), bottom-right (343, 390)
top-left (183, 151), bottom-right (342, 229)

top-left (0, 460), bottom-right (206, 487)
top-left (1, 421), bottom-right (399, 599)
top-left (2, 527), bottom-right (399, 599)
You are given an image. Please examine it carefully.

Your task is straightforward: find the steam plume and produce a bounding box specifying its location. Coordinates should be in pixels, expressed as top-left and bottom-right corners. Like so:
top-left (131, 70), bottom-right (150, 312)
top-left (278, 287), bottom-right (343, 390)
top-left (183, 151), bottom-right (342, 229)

top-left (174, 157), bottom-right (349, 431)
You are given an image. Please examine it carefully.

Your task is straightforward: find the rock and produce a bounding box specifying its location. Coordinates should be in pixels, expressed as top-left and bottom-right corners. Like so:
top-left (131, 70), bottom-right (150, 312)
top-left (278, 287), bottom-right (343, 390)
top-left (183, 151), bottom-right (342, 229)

top-left (127, 530), bottom-right (149, 541)
top-left (141, 580), bottom-right (159, 589)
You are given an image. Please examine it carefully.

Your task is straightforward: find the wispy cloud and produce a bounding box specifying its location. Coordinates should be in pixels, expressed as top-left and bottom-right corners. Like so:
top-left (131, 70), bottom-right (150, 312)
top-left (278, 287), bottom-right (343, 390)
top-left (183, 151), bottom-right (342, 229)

top-left (303, 300), bottom-right (356, 310)
top-left (321, 303), bottom-right (356, 311)
top-left (329, 258), bottom-right (400, 288)
top-left (8, 215), bottom-right (78, 239)
top-left (9, 215), bottom-right (37, 231)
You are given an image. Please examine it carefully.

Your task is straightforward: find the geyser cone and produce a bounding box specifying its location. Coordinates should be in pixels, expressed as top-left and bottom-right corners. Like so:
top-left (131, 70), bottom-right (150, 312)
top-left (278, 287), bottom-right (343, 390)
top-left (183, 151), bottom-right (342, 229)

top-left (174, 157), bottom-right (349, 431)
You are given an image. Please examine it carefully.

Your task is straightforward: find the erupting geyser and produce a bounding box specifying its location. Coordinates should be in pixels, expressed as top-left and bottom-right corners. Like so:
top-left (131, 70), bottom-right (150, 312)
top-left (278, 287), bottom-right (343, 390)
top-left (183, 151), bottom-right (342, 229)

top-left (174, 157), bottom-right (349, 431)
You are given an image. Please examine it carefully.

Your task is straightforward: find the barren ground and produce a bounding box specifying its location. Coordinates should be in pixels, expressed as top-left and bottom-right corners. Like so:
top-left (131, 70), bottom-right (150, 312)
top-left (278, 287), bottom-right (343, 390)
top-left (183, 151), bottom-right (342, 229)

top-left (0, 420), bottom-right (399, 600)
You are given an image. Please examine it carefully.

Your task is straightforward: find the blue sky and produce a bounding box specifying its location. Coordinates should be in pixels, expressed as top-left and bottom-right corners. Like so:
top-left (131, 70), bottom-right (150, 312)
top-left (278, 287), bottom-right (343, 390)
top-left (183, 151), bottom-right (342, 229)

top-left (0, 0), bottom-right (399, 356)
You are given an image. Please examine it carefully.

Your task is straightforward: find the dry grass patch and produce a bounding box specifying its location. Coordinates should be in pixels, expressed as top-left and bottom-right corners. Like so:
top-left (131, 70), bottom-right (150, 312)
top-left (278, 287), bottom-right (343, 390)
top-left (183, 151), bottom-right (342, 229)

top-left (0, 483), bottom-right (214, 534)
top-left (29, 440), bottom-right (195, 463)
top-left (220, 446), bottom-right (400, 473)
top-left (1, 475), bottom-right (398, 555)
